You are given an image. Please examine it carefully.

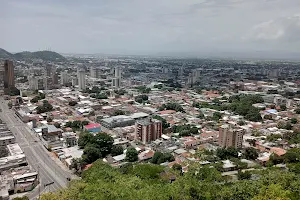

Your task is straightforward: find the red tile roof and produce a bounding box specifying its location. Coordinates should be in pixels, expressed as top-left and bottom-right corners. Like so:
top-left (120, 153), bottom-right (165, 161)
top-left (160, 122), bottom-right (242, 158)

top-left (85, 123), bottom-right (101, 129)
top-left (159, 110), bottom-right (176, 115)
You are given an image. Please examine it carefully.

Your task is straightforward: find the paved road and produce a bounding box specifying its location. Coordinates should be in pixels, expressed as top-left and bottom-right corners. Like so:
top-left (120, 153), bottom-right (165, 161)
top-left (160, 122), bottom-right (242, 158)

top-left (0, 98), bottom-right (74, 199)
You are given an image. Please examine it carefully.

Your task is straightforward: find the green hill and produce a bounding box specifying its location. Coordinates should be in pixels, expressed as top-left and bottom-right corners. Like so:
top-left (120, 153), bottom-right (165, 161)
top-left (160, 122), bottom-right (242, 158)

top-left (0, 48), bottom-right (14, 59)
top-left (0, 48), bottom-right (66, 62)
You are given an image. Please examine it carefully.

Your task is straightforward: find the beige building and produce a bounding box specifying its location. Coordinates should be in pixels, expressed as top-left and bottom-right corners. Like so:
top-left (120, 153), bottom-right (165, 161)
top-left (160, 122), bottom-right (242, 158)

top-left (218, 124), bottom-right (244, 149)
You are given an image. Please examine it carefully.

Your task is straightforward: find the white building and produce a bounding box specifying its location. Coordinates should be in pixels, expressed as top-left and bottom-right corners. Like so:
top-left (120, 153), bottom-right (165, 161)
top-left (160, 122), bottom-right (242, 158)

top-left (61, 70), bottom-right (69, 85)
top-left (28, 76), bottom-right (38, 90)
top-left (90, 67), bottom-right (101, 78)
top-left (78, 70), bottom-right (86, 90)
top-left (112, 67), bottom-right (122, 88)
top-left (114, 67), bottom-right (122, 78)
top-left (112, 77), bottom-right (121, 88)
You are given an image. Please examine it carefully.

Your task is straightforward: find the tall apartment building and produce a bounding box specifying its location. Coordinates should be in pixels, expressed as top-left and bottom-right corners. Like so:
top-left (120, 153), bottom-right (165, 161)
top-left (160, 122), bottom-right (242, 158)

top-left (61, 70), bottom-right (69, 85)
top-left (44, 65), bottom-right (57, 88)
top-left (78, 69), bottom-right (86, 90)
top-left (3, 60), bottom-right (15, 92)
top-left (0, 62), bottom-right (4, 95)
top-left (71, 77), bottom-right (78, 86)
top-left (43, 77), bottom-right (53, 90)
top-left (112, 67), bottom-right (122, 88)
top-left (114, 67), bottom-right (122, 78)
top-left (135, 118), bottom-right (162, 144)
top-left (218, 124), bottom-right (245, 148)
top-left (45, 64), bottom-right (56, 77)
top-left (90, 66), bottom-right (101, 78)
top-left (112, 78), bottom-right (120, 88)
top-left (29, 77), bottom-right (44, 90)
top-left (218, 124), bottom-right (244, 149)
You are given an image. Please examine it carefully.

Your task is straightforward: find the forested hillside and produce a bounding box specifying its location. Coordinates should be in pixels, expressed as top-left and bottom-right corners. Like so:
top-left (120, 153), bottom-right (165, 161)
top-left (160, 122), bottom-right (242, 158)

top-left (40, 160), bottom-right (300, 200)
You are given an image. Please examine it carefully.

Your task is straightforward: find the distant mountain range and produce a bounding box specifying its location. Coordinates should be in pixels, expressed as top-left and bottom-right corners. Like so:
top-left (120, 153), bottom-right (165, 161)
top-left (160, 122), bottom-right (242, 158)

top-left (0, 48), bottom-right (66, 62)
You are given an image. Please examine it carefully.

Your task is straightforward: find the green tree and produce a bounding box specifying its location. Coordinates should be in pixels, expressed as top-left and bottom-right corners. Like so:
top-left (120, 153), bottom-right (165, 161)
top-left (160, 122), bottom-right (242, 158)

top-left (7, 101), bottom-right (12, 109)
top-left (36, 100), bottom-right (53, 114)
top-left (285, 122), bottom-right (293, 130)
top-left (212, 112), bottom-right (223, 121)
top-left (158, 102), bottom-right (184, 112)
top-left (78, 132), bottom-right (95, 149)
top-left (151, 152), bottom-right (164, 164)
top-left (46, 116), bottom-right (53, 122)
top-left (172, 163), bottom-right (182, 171)
top-left (238, 120), bottom-right (246, 126)
top-left (244, 147), bottom-right (258, 160)
top-left (112, 110), bottom-right (125, 116)
top-left (291, 118), bottom-right (298, 124)
top-left (295, 108), bottom-right (300, 114)
top-left (280, 104), bottom-right (287, 111)
top-left (135, 95), bottom-right (148, 103)
top-left (69, 101), bottom-right (77, 106)
top-left (30, 97), bottom-right (38, 103)
top-left (264, 115), bottom-right (273, 120)
top-left (284, 148), bottom-right (300, 163)
top-left (54, 122), bottom-right (61, 128)
top-left (197, 112), bottom-right (205, 119)
top-left (111, 145), bottom-right (124, 156)
top-left (253, 184), bottom-right (291, 200)
top-left (82, 144), bottom-right (102, 164)
top-left (125, 147), bottom-right (138, 162)
top-left (237, 170), bottom-right (251, 180)
top-left (216, 147), bottom-right (239, 160)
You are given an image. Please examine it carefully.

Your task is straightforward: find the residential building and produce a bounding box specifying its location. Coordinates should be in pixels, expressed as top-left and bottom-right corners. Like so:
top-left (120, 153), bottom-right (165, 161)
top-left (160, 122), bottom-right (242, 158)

top-left (90, 67), bottom-right (101, 78)
top-left (112, 77), bottom-right (121, 88)
top-left (28, 76), bottom-right (38, 90)
top-left (3, 60), bottom-right (15, 94)
top-left (71, 77), bottom-right (78, 86)
top-left (218, 124), bottom-right (244, 148)
top-left (84, 123), bottom-right (101, 133)
top-left (43, 77), bottom-right (53, 90)
top-left (61, 70), bottom-right (69, 85)
top-left (114, 67), bottom-right (122, 78)
top-left (28, 76), bottom-right (44, 90)
top-left (0, 131), bottom-right (15, 146)
top-left (62, 132), bottom-right (78, 147)
top-left (112, 67), bottom-right (122, 88)
top-left (78, 69), bottom-right (86, 90)
top-left (135, 118), bottom-right (162, 144)
top-left (0, 135), bottom-right (15, 146)
top-left (100, 115), bottom-right (135, 129)
top-left (0, 63), bottom-right (4, 95)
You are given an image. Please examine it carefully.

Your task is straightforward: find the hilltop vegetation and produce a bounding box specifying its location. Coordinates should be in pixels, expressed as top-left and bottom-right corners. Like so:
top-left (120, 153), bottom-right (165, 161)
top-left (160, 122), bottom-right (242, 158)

top-left (0, 48), bottom-right (66, 61)
top-left (41, 160), bottom-right (300, 200)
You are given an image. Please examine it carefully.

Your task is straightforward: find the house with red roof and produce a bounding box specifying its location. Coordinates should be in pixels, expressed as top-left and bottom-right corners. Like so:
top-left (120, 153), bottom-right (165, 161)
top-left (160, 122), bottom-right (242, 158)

top-left (84, 123), bottom-right (101, 133)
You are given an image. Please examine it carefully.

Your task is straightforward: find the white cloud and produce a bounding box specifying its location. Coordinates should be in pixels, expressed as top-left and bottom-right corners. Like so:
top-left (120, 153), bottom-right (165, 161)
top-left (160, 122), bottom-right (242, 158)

top-left (0, 0), bottom-right (300, 55)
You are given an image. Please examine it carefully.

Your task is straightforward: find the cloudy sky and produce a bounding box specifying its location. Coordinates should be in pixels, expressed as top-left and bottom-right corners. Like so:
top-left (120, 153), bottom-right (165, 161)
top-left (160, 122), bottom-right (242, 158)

top-left (1, 0), bottom-right (300, 57)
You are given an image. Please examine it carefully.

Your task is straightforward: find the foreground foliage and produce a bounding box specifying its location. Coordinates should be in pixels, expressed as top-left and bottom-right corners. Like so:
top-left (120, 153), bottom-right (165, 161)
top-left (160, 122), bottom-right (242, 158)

top-left (41, 160), bottom-right (300, 200)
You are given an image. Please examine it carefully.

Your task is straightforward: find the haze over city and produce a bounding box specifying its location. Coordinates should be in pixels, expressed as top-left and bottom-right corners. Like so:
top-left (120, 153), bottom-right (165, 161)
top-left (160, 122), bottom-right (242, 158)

top-left (1, 0), bottom-right (300, 58)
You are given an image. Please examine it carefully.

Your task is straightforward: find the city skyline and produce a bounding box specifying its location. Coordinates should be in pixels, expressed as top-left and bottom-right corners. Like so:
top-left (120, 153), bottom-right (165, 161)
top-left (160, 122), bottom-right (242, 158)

top-left (1, 0), bottom-right (300, 58)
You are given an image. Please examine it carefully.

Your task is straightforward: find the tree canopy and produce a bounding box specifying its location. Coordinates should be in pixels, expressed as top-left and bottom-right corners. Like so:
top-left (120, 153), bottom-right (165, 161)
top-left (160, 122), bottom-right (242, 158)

top-left (125, 147), bottom-right (138, 162)
top-left (41, 160), bottom-right (300, 200)
top-left (77, 132), bottom-right (114, 164)
top-left (158, 102), bottom-right (184, 112)
top-left (36, 100), bottom-right (53, 114)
